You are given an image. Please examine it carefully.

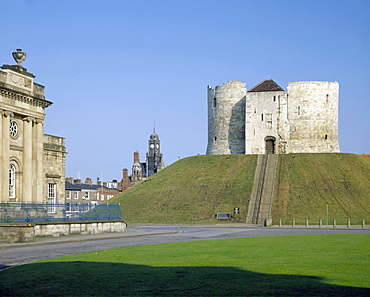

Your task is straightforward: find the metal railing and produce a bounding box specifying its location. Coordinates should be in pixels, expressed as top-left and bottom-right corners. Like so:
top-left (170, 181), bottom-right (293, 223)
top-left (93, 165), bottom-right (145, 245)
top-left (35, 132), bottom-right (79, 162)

top-left (0, 202), bottom-right (122, 223)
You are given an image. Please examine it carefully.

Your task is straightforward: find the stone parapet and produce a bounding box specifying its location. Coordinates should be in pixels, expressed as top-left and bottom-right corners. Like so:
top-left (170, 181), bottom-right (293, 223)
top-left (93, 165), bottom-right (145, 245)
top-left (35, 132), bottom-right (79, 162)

top-left (0, 225), bottom-right (35, 243)
top-left (0, 221), bottom-right (127, 243)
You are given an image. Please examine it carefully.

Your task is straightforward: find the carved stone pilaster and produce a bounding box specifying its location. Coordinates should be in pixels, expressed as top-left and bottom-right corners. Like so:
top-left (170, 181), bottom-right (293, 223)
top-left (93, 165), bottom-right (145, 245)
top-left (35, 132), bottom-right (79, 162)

top-left (2, 110), bottom-right (14, 118)
top-left (23, 116), bottom-right (35, 123)
top-left (1, 111), bottom-right (12, 200)
top-left (32, 117), bottom-right (44, 201)
top-left (33, 118), bottom-right (44, 125)
top-left (22, 116), bottom-right (34, 202)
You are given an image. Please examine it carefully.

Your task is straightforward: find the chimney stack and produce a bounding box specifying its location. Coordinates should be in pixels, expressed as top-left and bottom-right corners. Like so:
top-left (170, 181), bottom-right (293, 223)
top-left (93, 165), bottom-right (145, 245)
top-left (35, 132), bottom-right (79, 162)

top-left (134, 150), bottom-right (140, 164)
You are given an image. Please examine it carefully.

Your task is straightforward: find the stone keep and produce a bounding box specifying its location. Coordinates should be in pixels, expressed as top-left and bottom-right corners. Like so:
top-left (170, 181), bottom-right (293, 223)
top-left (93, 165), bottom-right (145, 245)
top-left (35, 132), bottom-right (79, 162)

top-left (207, 79), bottom-right (340, 155)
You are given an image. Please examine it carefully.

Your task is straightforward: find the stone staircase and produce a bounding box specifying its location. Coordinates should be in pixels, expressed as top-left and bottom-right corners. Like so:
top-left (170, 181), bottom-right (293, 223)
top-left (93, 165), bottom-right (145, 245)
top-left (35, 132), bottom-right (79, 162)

top-left (246, 154), bottom-right (278, 225)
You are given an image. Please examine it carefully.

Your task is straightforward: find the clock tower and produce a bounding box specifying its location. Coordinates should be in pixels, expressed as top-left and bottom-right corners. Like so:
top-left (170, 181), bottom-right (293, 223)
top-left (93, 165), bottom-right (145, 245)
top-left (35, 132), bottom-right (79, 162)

top-left (146, 129), bottom-right (164, 177)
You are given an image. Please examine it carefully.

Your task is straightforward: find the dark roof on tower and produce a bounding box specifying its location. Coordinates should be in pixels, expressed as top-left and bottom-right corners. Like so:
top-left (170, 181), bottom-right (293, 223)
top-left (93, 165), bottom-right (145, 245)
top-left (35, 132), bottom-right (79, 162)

top-left (150, 131), bottom-right (159, 140)
top-left (248, 79), bottom-right (284, 92)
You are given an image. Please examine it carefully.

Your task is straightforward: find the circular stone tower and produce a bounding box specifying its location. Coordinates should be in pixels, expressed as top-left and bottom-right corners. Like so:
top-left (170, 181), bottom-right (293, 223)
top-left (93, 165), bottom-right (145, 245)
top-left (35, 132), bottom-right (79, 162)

top-left (206, 80), bottom-right (246, 155)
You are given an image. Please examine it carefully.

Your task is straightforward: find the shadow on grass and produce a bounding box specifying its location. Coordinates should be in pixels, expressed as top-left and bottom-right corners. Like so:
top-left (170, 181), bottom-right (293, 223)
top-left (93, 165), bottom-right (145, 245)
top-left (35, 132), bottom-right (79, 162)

top-left (1, 261), bottom-right (369, 296)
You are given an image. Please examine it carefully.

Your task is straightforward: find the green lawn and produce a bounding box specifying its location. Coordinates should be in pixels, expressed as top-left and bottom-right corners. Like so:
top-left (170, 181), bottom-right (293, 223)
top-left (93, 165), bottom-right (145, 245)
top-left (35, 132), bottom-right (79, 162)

top-left (1, 234), bottom-right (369, 296)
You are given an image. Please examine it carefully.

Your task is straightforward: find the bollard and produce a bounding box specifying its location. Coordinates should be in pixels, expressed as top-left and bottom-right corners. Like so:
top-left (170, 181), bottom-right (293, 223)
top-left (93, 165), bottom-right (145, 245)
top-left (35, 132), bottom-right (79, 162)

top-left (319, 219), bottom-right (322, 228)
top-left (292, 218), bottom-right (295, 227)
top-left (305, 218), bottom-right (309, 228)
top-left (362, 219), bottom-right (365, 229)
top-left (279, 218), bottom-right (282, 227)
top-left (347, 218), bottom-right (351, 228)
top-left (333, 218), bottom-right (336, 228)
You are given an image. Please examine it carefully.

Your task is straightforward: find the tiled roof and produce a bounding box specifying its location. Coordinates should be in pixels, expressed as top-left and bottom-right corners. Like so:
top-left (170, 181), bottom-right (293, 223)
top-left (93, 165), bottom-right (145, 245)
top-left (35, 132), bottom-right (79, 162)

top-left (91, 184), bottom-right (111, 190)
top-left (248, 79), bottom-right (284, 92)
top-left (65, 181), bottom-right (114, 191)
top-left (65, 181), bottom-right (97, 191)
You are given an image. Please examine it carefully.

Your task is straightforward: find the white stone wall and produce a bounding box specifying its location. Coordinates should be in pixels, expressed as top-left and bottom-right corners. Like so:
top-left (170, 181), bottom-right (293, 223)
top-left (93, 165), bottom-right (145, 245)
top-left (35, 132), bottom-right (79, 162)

top-left (207, 80), bottom-right (340, 155)
top-left (43, 134), bottom-right (67, 204)
top-left (287, 81), bottom-right (340, 153)
top-left (206, 81), bottom-right (246, 155)
top-left (34, 221), bottom-right (127, 237)
top-left (246, 90), bottom-right (287, 154)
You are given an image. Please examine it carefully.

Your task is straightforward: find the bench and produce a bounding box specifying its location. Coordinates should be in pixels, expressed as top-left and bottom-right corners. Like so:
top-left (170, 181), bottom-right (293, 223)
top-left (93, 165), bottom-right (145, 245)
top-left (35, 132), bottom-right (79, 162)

top-left (216, 213), bottom-right (231, 219)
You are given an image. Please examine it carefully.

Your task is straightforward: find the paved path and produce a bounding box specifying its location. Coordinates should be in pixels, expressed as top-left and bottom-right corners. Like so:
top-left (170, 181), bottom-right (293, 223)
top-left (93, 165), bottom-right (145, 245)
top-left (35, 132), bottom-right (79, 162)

top-left (1, 225), bottom-right (369, 269)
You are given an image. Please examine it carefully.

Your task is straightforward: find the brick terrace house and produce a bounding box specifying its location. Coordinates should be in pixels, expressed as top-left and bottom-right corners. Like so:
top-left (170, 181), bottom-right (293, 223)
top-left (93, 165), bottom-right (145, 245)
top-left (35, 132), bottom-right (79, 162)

top-left (65, 177), bottom-right (119, 204)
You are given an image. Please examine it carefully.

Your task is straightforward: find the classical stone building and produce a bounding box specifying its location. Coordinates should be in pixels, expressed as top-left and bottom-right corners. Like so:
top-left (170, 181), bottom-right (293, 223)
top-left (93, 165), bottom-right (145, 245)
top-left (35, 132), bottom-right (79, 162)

top-left (0, 49), bottom-right (67, 204)
top-left (207, 79), bottom-right (340, 155)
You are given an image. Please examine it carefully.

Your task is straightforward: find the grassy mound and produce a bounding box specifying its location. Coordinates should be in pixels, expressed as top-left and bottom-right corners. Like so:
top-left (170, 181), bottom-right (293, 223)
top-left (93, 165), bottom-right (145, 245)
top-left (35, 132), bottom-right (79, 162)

top-left (109, 155), bottom-right (257, 224)
top-left (110, 153), bottom-right (370, 225)
top-left (273, 153), bottom-right (370, 225)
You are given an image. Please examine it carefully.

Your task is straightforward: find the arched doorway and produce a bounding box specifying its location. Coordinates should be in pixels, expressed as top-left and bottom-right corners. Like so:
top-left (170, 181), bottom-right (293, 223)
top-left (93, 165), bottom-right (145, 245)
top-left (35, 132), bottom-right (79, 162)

top-left (265, 136), bottom-right (276, 154)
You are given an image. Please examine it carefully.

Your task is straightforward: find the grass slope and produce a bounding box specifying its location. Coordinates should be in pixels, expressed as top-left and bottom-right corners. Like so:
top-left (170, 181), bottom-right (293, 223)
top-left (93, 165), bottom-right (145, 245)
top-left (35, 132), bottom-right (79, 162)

top-left (273, 153), bottom-right (370, 224)
top-left (1, 234), bottom-right (369, 296)
top-left (110, 155), bottom-right (257, 224)
top-left (111, 153), bottom-right (370, 225)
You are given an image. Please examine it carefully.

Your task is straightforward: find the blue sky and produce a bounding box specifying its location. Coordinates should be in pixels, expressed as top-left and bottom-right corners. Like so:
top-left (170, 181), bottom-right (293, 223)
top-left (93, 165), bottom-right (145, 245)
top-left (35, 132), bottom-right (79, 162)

top-left (1, 0), bottom-right (369, 182)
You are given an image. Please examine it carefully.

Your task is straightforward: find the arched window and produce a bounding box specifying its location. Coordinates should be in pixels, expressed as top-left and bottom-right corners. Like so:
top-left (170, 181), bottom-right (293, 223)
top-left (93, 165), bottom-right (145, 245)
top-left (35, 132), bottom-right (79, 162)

top-left (9, 164), bottom-right (16, 198)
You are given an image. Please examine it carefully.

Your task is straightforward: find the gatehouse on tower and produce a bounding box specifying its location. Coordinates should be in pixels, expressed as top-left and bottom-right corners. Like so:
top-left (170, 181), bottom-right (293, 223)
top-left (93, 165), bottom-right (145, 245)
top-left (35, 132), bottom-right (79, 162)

top-left (206, 79), bottom-right (340, 155)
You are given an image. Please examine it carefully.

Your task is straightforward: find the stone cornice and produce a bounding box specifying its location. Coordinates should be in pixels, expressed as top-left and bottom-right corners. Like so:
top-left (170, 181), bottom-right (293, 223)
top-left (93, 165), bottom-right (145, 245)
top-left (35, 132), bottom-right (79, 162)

top-left (1, 64), bottom-right (35, 78)
top-left (23, 116), bottom-right (35, 122)
top-left (45, 174), bottom-right (62, 179)
top-left (10, 145), bottom-right (23, 152)
top-left (0, 85), bottom-right (53, 108)
top-left (33, 118), bottom-right (44, 125)
top-left (1, 110), bottom-right (14, 117)
top-left (44, 142), bottom-right (67, 154)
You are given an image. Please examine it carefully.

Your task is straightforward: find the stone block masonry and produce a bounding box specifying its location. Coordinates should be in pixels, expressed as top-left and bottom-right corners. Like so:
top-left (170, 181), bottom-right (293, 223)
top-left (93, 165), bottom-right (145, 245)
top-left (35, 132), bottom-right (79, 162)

top-left (0, 221), bottom-right (126, 243)
top-left (207, 79), bottom-right (340, 155)
top-left (207, 81), bottom-right (246, 155)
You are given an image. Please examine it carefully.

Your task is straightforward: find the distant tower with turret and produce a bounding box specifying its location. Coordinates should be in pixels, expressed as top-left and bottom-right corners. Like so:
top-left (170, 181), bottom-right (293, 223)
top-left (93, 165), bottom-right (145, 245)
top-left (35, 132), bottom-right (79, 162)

top-left (118, 129), bottom-right (165, 191)
top-left (146, 129), bottom-right (165, 176)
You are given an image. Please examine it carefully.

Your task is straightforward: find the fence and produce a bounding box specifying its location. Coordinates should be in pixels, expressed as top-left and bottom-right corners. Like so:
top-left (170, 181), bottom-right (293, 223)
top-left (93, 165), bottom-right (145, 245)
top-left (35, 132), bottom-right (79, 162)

top-left (274, 218), bottom-right (367, 228)
top-left (0, 202), bottom-right (122, 223)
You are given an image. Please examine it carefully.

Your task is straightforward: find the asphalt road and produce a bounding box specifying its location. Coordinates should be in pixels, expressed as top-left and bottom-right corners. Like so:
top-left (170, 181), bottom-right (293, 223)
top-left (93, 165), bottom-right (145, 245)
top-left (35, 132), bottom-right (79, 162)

top-left (1, 226), bottom-right (369, 268)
